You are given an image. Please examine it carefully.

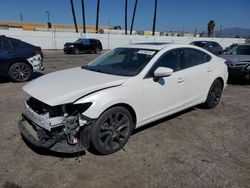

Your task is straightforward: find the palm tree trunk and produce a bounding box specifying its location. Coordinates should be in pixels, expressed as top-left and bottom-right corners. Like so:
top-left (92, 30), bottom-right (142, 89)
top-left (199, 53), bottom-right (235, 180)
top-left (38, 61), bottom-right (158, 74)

top-left (125, 0), bottom-right (128, 35)
top-left (81, 0), bottom-right (86, 33)
top-left (69, 0), bottom-right (78, 33)
top-left (152, 0), bottom-right (158, 36)
top-left (130, 0), bottom-right (138, 35)
top-left (96, 0), bottom-right (100, 33)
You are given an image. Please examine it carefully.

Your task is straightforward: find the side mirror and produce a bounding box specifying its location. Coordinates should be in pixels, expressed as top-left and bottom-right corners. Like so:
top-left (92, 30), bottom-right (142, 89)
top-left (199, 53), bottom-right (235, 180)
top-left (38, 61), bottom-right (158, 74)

top-left (153, 67), bottom-right (173, 77)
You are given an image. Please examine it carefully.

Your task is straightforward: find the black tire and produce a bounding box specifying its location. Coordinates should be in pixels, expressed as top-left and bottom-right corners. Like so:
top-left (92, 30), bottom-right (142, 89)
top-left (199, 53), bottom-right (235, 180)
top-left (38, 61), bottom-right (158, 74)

top-left (73, 48), bottom-right (79, 55)
top-left (203, 79), bottom-right (223, 109)
top-left (8, 62), bottom-right (32, 82)
top-left (94, 47), bottom-right (101, 54)
top-left (90, 107), bottom-right (133, 155)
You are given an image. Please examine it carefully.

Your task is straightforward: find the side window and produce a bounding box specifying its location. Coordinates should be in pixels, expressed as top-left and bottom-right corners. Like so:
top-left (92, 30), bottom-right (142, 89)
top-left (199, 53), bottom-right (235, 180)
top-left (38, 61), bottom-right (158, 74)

top-left (2, 39), bottom-right (12, 49)
top-left (148, 50), bottom-right (179, 77)
top-left (11, 39), bottom-right (22, 48)
top-left (179, 48), bottom-right (211, 69)
top-left (236, 46), bottom-right (250, 55)
top-left (82, 39), bottom-right (90, 45)
top-left (0, 38), bottom-right (3, 50)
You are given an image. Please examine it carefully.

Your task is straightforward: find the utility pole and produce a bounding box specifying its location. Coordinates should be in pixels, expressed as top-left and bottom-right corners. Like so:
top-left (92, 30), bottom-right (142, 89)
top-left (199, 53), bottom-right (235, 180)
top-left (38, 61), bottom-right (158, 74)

top-left (220, 24), bottom-right (222, 38)
top-left (125, 0), bottom-right (128, 35)
top-left (69, 0), bottom-right (78, 33)
top-left (96, 0), bottom-right (100, 33)
top-left (46, 11), bottom-right (52, 28)
top-left (81, 0), bottom-right (86, 33)
top-left (152, 0), bottom-right (158, 36)
top-left (130, 0), bottom-right (138, 35)
top-left (20, 13), bottom-right (23, 22)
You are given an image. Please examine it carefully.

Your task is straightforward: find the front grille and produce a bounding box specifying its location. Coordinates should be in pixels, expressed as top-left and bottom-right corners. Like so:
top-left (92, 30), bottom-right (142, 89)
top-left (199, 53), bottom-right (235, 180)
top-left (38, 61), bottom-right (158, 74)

top-left (26, 97), bottom-right (63, 118)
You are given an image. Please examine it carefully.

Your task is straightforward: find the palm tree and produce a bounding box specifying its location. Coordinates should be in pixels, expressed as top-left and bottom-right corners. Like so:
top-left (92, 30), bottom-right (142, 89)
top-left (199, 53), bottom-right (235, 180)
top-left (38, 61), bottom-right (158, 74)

top-left (130, 0), bottom-right (138, 35)
top-left (125, 0), bottom-right (128, 35)
top-left (152, 0), bottom-right (158, 36)
top-left (69, 0), bottom-right (78, 33)
top-left (81, 0), bottom-right (86, 33)
top-left (96, 0), bottom-right (100, 33)
top-left (208, 20), bottom-right (215, 37)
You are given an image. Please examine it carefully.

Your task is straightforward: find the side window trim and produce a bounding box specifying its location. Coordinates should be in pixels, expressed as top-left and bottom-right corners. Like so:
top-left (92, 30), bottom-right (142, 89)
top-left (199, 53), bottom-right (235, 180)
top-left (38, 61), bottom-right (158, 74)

top-left (180, 47), bottom-right (212, 70)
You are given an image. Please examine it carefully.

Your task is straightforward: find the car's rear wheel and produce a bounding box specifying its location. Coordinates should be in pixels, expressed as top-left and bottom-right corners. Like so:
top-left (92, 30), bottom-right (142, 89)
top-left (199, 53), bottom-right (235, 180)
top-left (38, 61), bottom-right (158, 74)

top-left (8, 62), bottom-right (32, 82)
top-left (73, 48), bottom-right (79, 55)
top-left (203, 79), bottom-right (223, 108)
top-left (90, 107), bottom-right (133, 155)
top-left (94, 47), bottom-right (101, 54)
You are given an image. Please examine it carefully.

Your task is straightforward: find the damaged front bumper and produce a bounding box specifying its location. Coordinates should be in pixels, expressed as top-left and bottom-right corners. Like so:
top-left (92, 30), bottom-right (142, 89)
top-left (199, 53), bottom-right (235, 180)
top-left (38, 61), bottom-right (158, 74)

top-left (18, 114), bottom-right (92, 153)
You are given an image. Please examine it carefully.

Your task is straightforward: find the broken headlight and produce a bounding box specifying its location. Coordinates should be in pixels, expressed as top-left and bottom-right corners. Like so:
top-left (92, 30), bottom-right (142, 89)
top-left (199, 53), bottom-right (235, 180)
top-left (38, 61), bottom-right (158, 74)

top-left (62, 102), bottom-right (92, 116)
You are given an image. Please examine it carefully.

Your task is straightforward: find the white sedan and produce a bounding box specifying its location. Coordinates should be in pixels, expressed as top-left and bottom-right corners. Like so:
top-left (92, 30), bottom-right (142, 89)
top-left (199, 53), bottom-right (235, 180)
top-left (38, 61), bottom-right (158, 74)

top-left (18, 43), bottom-right (228, 154)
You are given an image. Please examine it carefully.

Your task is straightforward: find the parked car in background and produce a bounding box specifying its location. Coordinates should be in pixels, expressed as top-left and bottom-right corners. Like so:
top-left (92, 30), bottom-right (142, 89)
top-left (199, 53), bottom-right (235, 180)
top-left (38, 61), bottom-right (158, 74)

top-left (190, 41), bottom-right (223, 55)
top-left (19, 43), bottom-right (228, 155)
top-left (0, 35), bottom-right (44, 82)
top-left (221, 44), bottom-right (250, 81)
top-left (63, 38), bottom-right (102, 54)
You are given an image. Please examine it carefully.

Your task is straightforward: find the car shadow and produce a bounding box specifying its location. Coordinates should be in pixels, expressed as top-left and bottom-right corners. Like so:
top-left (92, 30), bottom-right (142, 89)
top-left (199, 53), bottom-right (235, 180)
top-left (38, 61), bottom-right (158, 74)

top-left (22, 135), bottom-right (86, 158)
top-left (227, 75), bottom-right (249, 85)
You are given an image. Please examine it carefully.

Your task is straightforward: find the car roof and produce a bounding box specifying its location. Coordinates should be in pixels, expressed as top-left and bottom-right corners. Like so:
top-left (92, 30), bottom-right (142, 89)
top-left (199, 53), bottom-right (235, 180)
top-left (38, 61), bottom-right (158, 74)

top-left (191, 41), bottom-right (218, 44)
top-left (121, 43), bottom-right (198, 51)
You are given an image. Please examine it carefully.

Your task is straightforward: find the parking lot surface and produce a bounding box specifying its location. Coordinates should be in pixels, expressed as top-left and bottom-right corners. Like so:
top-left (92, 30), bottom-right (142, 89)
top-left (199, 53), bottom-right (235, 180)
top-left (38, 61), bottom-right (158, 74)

top-left (0, 50), bottom-right (249, 188)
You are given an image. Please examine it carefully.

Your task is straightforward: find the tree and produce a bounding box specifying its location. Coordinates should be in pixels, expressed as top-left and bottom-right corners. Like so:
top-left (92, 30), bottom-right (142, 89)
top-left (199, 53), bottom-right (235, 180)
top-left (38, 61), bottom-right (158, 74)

top-left (125, 0), bottom-right (128, 35)
top-left (96, 0), bottom-right (100, 33)
top-left (152, 0), bottom-right (158, 36)
top-left (81, 0), bottom-right (86, 33)
top-left (130, 0), bottom-right (138, 35)
top-left (207, 20), bottom-right (215, 37)
top-left (69, 0), bottom-right (78, 33)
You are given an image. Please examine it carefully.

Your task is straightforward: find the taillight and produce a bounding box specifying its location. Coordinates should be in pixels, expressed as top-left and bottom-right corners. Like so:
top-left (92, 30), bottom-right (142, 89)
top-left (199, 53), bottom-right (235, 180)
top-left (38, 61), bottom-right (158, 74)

top-left (33, 50), bottom-right (42, 55)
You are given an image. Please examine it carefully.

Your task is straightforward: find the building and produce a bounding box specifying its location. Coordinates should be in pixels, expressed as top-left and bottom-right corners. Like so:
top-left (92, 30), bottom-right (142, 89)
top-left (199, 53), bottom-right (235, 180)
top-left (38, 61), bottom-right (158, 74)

top-left (0, 21), bottom-right (111, 33)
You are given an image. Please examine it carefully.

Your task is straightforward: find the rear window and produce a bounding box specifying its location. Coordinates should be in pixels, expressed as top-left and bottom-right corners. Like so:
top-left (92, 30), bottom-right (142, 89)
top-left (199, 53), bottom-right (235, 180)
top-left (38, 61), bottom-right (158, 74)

top-left (180, 48), bottom-right (212, 69)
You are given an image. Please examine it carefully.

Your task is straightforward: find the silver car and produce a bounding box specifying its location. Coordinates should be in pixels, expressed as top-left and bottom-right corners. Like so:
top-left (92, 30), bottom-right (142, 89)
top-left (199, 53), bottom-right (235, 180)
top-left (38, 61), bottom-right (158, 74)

top-left (221, 44), bottom-right (250, 81)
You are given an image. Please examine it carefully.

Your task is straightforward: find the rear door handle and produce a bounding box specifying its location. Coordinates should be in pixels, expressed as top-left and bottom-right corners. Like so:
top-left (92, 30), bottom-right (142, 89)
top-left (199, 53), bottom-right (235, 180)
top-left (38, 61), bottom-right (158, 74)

top-left (177, 77), bottom-right (185, 83)
top-left (207, 67), bottom-right (213, 72)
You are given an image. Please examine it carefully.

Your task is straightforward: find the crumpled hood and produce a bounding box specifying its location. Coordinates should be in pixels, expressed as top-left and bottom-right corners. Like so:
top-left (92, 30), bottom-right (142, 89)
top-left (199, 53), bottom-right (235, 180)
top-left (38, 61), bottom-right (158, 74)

top-left (23, 67), bottom-right (128, 106)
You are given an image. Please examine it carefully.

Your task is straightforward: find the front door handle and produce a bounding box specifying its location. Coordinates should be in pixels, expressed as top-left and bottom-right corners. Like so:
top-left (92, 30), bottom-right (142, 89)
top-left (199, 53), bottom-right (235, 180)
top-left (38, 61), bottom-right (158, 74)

top-left (177, 77), bottom-right (185, 83)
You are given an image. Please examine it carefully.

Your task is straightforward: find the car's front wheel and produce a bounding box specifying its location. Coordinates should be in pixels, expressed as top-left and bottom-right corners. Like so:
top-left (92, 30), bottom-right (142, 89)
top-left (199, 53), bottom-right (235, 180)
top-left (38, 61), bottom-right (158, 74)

top-left (203, 79), bottom-right (223, 108)
top-left (90, 107), bottom-right (133, 155)
top-left (73, 48), bottom-right (79, 55)
top-left (8, 62), bottom-right (32, 82)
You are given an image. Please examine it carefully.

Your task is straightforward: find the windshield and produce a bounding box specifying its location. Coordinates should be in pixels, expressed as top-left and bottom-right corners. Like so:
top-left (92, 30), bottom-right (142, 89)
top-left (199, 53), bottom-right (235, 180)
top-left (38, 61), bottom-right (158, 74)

top-left (82, 48), bottom-right (158, 76)
top-left (225, 45), bottom-right (250, 55)
top-left (74, 39), bottom-right (82, 43)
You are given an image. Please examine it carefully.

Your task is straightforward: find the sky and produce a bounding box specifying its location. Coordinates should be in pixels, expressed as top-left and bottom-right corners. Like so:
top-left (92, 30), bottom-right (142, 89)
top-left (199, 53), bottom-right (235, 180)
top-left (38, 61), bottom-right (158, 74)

top-left (0, 0), bottom-right (249, 33)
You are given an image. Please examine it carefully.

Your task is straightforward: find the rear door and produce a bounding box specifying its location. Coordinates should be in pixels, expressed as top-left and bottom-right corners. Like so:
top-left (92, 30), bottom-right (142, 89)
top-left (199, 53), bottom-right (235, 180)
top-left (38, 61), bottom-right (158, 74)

top-left (179, 48), bottom-right (212, 104)
top-left (0, 38), bottom-right (14, 74)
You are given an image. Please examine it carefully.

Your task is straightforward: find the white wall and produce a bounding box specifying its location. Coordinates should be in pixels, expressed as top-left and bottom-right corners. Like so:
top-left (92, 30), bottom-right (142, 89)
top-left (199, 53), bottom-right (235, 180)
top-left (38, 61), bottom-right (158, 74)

top-left (0, 29), bottom-right (246, 50)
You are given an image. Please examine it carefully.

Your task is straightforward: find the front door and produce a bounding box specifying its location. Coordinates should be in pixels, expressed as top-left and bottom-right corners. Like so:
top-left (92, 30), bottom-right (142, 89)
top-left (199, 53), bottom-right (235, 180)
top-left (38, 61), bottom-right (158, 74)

top-left (142, 49), bottom-right (187, 123)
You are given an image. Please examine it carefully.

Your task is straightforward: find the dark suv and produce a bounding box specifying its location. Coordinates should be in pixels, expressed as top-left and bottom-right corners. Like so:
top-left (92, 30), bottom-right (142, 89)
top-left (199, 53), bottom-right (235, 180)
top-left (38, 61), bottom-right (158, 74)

top-left (190, 41), bottom-right (223, 55)
top-left (0, 35), bottom-right (44, 82)
top-left (63, 38), bottom-right (102, 54)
